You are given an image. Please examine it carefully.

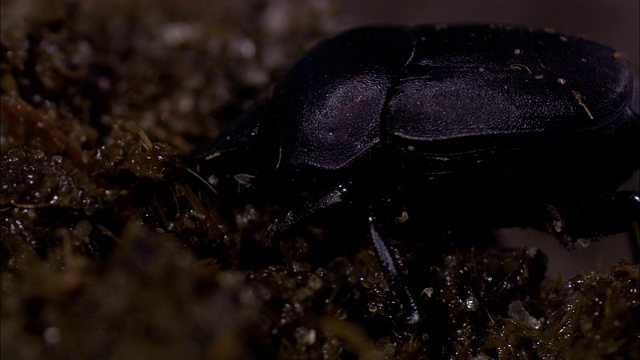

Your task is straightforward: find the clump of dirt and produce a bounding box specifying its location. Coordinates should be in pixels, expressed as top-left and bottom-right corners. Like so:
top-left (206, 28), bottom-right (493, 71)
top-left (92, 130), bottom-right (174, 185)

top-left (1, 1), bottom-right (638, 359)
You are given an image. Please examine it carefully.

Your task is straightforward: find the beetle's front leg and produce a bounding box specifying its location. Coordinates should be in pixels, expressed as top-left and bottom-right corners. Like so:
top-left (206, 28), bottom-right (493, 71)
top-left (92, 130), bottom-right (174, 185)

top-left (262, 182), bottom-right (353, 245)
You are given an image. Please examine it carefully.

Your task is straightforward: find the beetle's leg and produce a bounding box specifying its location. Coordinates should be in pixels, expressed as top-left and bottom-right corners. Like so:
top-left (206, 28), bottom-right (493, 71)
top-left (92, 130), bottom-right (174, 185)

top-left (368, 216), bottom-right (422, 325)
top-left (262, 183), bottom-right (352, 245)
top-left (566, 191), bottom-right (640, 257)
top-left (568, 191), bottom-right (640, 236)
top-left (478, 167), bottom-right (639, 243)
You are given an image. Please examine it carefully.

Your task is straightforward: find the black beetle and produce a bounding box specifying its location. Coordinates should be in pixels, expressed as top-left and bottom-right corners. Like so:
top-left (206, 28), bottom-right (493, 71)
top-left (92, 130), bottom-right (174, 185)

top-left (194, 24), bottom-right (640, 324)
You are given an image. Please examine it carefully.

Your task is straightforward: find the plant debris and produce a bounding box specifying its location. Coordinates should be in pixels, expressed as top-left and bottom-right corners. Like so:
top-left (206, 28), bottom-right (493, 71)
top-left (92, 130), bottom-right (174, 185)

top-left (1, 1), bottom-right (638, 359)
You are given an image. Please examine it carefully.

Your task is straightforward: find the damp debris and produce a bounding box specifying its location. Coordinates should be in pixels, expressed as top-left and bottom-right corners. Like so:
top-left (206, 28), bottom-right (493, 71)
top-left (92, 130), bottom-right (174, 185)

top-left (1, 1), bottom-right (638, 359)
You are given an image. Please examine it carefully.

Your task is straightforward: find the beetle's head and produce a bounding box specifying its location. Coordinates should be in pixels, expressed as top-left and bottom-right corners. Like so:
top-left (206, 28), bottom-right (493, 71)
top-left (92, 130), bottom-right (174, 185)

top-left (190, 101), bottom-right (280, 200)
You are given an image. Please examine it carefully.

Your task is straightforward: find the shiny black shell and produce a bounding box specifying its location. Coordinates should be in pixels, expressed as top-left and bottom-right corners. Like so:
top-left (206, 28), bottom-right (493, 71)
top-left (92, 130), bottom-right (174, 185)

top-left (271, 24), bottom-right (639, 171)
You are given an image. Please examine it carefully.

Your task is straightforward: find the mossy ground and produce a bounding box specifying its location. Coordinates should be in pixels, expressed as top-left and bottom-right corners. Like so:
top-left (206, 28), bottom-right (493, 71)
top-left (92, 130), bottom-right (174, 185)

top-left (1, 1), bottom-right (638, 359)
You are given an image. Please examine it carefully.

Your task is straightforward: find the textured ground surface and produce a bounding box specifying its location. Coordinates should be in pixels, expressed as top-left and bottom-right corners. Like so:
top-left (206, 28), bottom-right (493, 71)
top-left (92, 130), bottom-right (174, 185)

top-left (1, 1), bottom-right (638, 359)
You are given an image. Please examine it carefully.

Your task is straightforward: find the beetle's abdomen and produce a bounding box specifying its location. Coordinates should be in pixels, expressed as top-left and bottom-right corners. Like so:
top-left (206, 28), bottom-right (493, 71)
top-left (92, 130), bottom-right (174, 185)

top-left (388, 24), bottom-right (636, 145)
top-left (272, 27), bottom-right (415, 170)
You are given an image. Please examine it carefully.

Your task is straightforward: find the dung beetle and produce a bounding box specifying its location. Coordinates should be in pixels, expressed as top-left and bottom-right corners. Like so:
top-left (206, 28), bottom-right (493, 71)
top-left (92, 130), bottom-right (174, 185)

top-left (194, 24), bottom-right (640, 324)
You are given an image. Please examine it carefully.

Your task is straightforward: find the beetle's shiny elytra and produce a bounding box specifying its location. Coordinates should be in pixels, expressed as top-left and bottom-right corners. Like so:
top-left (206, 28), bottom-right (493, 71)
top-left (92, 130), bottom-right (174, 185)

top-left (272, 24), bottom-right (638, 172)
top-left (194, 24), bottom-right (640, 324)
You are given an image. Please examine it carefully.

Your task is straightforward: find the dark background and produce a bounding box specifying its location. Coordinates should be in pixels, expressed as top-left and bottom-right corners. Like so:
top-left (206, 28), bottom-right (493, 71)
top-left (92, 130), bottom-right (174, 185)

top-left (340, 0), bottom-right (639, 74)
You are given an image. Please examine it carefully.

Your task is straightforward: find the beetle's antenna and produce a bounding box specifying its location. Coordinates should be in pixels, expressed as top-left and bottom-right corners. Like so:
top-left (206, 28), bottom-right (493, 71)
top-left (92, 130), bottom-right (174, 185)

top-left (368, 216), bottom-right (422, 325)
